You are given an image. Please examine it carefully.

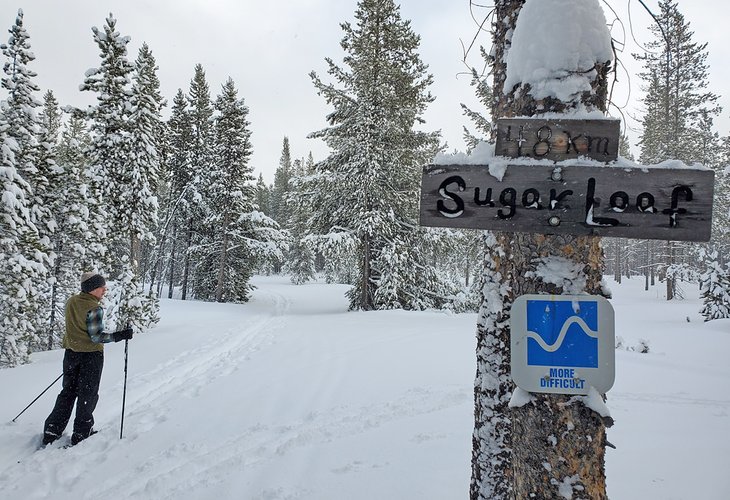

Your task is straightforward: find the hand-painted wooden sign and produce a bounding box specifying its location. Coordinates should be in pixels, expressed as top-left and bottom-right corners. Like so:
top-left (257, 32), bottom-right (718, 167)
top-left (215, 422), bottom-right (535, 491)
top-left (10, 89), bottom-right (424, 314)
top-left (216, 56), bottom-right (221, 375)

top-left (495, 118), bottom-right (620, 162)
top-left (419, 163), bottom-right (714, 242)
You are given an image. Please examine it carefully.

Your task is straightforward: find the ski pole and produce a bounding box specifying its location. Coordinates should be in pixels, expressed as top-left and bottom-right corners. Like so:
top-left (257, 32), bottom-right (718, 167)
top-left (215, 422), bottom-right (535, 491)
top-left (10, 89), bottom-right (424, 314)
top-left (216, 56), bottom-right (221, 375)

top-left (11, 373), bottom-right (63, 422)
top-left (120, 336), bottom-right (129, 439)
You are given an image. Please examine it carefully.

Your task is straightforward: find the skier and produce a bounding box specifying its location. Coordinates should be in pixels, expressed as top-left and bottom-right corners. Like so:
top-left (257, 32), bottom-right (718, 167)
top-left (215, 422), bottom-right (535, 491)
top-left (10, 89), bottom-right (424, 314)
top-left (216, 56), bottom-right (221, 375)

top-left (42, 272), bottom-right (134, 446)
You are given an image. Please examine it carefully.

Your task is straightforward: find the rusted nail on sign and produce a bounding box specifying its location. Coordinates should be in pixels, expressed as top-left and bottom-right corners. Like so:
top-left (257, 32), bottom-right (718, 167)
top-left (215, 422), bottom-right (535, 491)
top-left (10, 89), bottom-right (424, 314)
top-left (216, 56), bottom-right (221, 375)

top-left (419, 164), bottom-right (714, 242)
top-left (495, 118), bottom-right (620, 162)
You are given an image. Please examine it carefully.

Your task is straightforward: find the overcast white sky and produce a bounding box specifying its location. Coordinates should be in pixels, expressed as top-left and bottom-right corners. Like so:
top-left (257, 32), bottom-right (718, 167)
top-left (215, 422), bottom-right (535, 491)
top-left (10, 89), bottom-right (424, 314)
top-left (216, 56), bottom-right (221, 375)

top-left (2, 0), bottom-right (728, 182)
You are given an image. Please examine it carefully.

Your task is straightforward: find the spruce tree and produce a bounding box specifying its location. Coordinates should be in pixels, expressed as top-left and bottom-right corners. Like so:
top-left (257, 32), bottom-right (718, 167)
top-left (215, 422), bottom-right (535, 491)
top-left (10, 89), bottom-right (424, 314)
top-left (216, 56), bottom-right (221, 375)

top-left (181, 64), bottom-right (214, 300)
top-left (637, 0), bottom-right (720, 164)
top-left (81, 14), bottom-right (159, 331)
top-left (51, 114), bottom-right (93, 347)
top-left (309, 0), bottom-right (440, 310)
top-left (286, 158), bottom-right (317, 284)
top-left (715, 133), bottom-right (730, 257)
top-left (271, 136), bottom-right (293, 225)
top-left (38, 90), bottom-right (70, 349)
top-left (123, 42), bottom-right (163, 329)
top-left (194, 78), bottom-right (285, 302)
top-left (80, 13), bottom-right (134, 270)
top-left (699, 249), bottom-right (730, 321)
top-left (635, 0), bottom-right (721, 300)
top-left (155, 88), bottom-right (193, 298)
top-left (0, 9), bottom-right (52, 362)
top-left (0, 110), bottom-right (45, 366)
top-left (255, 172), bottom-right (271, 217)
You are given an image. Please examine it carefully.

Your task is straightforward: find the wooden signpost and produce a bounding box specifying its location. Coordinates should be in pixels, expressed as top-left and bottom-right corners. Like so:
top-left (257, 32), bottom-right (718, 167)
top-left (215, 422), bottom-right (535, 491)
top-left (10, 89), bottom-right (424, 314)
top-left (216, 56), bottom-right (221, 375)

top-left (495, 118), bottom-right (620, 162)
top-left (420, 118), bottom-right (715, 242)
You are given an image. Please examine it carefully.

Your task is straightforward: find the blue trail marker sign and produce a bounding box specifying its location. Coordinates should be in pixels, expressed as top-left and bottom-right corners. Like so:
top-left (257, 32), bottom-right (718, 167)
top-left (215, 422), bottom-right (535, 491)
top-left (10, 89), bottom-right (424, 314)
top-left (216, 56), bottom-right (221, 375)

top-left (510, 294), bottom-right (615, 395)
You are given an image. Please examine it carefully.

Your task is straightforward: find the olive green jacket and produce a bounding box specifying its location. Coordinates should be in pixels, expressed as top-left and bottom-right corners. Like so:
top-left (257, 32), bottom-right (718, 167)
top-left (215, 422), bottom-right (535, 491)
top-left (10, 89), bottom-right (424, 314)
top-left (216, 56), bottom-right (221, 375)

top-left (62, 292), bottom-right (105, 352)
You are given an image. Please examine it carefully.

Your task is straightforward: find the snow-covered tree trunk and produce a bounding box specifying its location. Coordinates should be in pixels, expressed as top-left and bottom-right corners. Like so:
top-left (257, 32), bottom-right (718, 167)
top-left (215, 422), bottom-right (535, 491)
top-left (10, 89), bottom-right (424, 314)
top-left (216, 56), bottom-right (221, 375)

top-left (471, 1), bottom-right (612, 498)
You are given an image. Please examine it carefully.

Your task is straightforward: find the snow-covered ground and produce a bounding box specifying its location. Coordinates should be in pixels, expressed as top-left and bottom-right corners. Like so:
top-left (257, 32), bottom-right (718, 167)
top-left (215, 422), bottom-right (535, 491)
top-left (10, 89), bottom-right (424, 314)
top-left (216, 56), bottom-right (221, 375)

top-left (1, 275), bottom-right (728, 499)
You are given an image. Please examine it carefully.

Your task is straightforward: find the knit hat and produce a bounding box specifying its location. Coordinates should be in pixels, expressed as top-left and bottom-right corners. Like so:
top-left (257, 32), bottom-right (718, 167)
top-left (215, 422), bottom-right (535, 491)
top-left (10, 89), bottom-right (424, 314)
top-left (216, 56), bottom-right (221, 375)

top-left (81, 272), bottom-right (106, 293)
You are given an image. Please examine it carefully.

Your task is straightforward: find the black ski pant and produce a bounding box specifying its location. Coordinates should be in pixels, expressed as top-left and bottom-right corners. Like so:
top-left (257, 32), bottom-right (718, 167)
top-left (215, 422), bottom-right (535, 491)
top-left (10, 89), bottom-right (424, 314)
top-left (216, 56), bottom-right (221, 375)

top-left (44, 349), bottom-right (104, 440)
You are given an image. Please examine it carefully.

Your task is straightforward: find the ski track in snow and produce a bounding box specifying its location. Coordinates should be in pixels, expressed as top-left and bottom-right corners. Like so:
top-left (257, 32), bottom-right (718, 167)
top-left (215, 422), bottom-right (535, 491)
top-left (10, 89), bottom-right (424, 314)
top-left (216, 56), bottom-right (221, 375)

top-left (1, 289), bottom-right (289, 499)
top-left (3, 277), bottom-right (728, 499)
top-left (84, 386), bottom-right (468, 499)
top-left (0, 282), bottom-right (473, 500)
top-left (125, 315), bottom-right (283, 432)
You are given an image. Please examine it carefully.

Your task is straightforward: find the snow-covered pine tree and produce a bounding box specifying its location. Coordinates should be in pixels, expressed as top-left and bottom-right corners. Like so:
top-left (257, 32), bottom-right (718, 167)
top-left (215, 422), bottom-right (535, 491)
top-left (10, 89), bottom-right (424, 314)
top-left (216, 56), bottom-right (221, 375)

top-left (0, 9), bottom-right (53, 360)
top-left (1, 9), bottom-right (45, 215)
top-left (50, 114), bottom-right (93, 348)
top-left (309, 0), bottom-right (441, 310)
top-left (715, 134), bottom-right (730, 259)
top-left (285, 158), bottom-right (317, 285)
top-left (268, 136), bottom-right (294, 274)
top-left (699, 249), bottom-right (730, 321)
top-left (470, 1), bottom-right (612, 498)
top-left (153, 88), bottom-right (193, 299)
top-left (271, 136), bottom-right (293, 226)
top-left (37, 90), bottom-right (69, 349)
top-left (637, 0), bottom-right (721, 164)
top-left (635, 0), bottom-right (721, 300)
top-left (181, 64), bottom-right (214, 300)
top-left (693, 111), bottom-right (728, 255)
top-left (121, 42), bottom-right (163, 329)
top-left (81, 14), bottom-right (159, 331)
top-left (194, 78), bottom-right (286, 303)
top-left (79, 13), bottom-right (133, 270)
top-left (419, 227), bottom-right (482, 312)
top-left (255, 172), bottom-right (271, 217)
top-left (0, 107), bottom-right (47, 366)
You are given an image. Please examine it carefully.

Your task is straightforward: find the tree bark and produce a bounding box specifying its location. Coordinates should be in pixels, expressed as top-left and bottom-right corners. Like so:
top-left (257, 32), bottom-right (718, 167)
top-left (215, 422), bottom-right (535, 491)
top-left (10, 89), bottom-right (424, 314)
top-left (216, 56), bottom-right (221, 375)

top-left (167, 225), bottom-right (177, 299)
top-left (471, 1), bottom-right (611, 498)
top-left (471, 2), bottom-right (525, 497)
top-left (181, 216), bottom-right (193, 300)
top-left (215, 213), bottom-right (230, 302)
top-left (361, 234), bottom-right (372, 310)
top-left (666, 241), bottom-right (675, 300)
top-left (509, 236), bottom-right (607, 500)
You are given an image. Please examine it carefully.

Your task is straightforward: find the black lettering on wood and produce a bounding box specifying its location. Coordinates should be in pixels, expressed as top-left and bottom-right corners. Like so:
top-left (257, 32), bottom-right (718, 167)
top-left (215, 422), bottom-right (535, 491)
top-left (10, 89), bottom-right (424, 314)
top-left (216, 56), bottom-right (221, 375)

top-left (549, 188), bottom-right (573, 210)
top-left (505, 125), bottom-right (526, 157)
top-left (662, 186), bottom-right (693, 227)
top-left (589, 136), bottom-right (611, 156)
top-left (437, 176), bottom-right (465, 218)
top-left (636, 192), bottom-right (657, 213)
top-left (474, 187), bottom-right (495, 207)
top-left (585, 178), bottom-right (619, 226)
top-left (610, 191), bottom-right (629, 212)
top-left (420, 163), bottom-right (714, 242)
top-left (533, 125), bottom-right (552, 157)
top-left (495, 118), bottom-right (620, 162)
top-left (498, 188), bottom-right (517, 219)
top-left (521, 188), bottom-right (543, 209)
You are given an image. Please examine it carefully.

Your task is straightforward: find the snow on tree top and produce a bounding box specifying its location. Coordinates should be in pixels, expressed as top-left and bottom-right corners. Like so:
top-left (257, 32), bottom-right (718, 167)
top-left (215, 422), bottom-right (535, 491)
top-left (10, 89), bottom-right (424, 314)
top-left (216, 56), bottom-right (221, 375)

top-left (504, 0), bottom-right (612, 102)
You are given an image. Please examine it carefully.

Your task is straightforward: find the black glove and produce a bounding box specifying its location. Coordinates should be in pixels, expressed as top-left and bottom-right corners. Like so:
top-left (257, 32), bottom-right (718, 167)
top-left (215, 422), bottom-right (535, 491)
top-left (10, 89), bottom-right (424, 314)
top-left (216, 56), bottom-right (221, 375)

top-left (112, 328), bottom-right (134, 342)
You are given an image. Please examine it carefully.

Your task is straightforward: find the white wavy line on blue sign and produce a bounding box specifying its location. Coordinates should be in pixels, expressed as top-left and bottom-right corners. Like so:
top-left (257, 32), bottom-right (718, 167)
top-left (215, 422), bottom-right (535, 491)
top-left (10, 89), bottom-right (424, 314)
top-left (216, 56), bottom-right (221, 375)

top-left (526, 316), bottom-right (599, 352)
